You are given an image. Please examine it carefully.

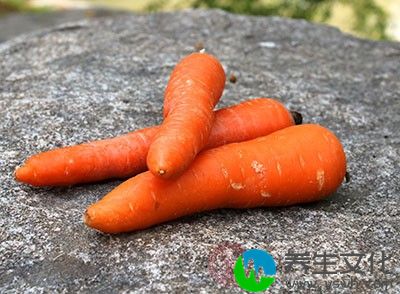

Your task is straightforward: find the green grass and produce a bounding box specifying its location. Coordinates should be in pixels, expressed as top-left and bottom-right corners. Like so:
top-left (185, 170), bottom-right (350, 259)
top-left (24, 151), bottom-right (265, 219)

top-left (0, 0), bottom-right (50, 14)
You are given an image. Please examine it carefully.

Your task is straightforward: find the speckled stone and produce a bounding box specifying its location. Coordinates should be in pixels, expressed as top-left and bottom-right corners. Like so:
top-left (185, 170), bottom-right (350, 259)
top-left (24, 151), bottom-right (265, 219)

top-left (0, 10), bottom-right (127, 43)
top-left (0, 9), bottom-right (399, 293)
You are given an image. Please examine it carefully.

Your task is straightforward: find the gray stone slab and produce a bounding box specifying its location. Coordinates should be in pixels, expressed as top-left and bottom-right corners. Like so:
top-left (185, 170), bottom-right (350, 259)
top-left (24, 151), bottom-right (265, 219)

top-left (0, 9), bottom-right (399, 293)
top-left (0, 9), bottom-right (127, 43)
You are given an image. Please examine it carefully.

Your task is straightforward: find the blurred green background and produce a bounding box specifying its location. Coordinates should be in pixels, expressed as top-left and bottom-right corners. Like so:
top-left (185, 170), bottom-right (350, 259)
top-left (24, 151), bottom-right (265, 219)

top-left (1, 0), bottom-right (399, 41)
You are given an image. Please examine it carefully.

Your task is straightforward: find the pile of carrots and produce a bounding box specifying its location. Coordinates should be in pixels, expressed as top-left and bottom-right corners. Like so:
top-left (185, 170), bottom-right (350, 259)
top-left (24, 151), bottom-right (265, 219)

top-left (15, 52), bottom-right (347, 234)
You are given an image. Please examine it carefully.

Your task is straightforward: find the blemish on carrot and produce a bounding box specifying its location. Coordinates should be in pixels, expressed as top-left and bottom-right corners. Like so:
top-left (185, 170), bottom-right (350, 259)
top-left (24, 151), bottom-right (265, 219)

top-left (260, 191), bottom-right (271, 198)
top-left (221, 168), bottom-right (229, 179)
top-left (191, 170), bottom-right (200, 181)
top-left (276, 162), bottom-right (282, 176)
top-left (151, 191), bottom-right (157, 201)
top-left (231, 182), bottom-right (245, 190)
top-left (299, 155), bottom-right (306, 168)
top-left (316, 169), bottom-right (325, 191)
top-left (129, 203), bottom-right (134, 212)
top-left (317, 153), bottom-right (323, 161)
top-left (137, 132), bottom-right (148, 144)
top-left (251, 160), bottom-right (265, 174)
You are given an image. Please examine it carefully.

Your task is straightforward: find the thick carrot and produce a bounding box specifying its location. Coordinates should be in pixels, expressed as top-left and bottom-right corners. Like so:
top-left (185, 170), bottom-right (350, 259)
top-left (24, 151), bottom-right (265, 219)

top-left (16, 98), bottom-right (297, 187)
top-left (147, 52), bottom-right (226, 179)
top-left (84, 124), bottom-right (346, 234)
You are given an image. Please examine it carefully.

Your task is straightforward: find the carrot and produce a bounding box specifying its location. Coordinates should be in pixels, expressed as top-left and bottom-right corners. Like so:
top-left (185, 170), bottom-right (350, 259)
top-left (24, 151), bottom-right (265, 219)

top-left (15, 98), bottom-right (298, 187)
top-left (15, 127), bottom-right (158, 187)
top-left (84, 124), bottom-right (346, 234)
top-left (205, 98), bottom-right (300, 149)
top-left (147, 52), bottom-right (226, 179)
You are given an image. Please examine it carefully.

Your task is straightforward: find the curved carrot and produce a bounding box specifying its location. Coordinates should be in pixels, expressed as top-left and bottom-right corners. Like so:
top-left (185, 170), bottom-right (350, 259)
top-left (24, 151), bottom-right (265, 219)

top-left (147, 52), bottom-right (226, 179)
top-left (15, 98), bottom-right (297, 187)
top-left (84, 124), bottom-right (346, 233)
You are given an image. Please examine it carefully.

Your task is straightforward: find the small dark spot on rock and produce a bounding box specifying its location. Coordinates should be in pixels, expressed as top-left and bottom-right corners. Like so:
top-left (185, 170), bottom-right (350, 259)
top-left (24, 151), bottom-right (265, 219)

top-left (345, 171), bottom-right (350, 183)
top-left (51, 25), bottom-right (86, 33)
top-left (85, 10), bottom-right (96, 18)
top-left (384, 135), bottom-right (389, 139)
top-left (290, 111), bottom-right (303, 125)
top-left (244, 34), bottom-right (255, 40)
top-left (229, 73), bottom-right (237, 83)
top-left (194, 42), bottom-right (204, 52)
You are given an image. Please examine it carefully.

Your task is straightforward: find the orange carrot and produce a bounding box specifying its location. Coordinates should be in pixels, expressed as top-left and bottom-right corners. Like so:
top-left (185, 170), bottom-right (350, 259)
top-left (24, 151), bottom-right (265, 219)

top-left (84, 124), bottom-right (346, 234)
top-left (147, 52), bottom-right (226, 179)
top-left (15, 98), bottom-right (298, 187)
top-left (15, 127), bottom-right (158, 187)
top-left (205, 98), bottom-right (300, 149)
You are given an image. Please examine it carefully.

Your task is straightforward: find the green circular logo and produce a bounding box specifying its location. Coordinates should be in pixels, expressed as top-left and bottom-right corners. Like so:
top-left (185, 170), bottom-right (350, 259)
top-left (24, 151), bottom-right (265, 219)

top-left (233, 249), bottom-right (276, 292)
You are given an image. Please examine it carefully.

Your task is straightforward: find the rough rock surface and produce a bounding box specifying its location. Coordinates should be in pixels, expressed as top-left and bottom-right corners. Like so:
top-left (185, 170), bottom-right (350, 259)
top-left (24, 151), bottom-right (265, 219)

top-left (0, 10), bottom-right (127, 43)
top-left (0, 9), bottom-right (399, 293)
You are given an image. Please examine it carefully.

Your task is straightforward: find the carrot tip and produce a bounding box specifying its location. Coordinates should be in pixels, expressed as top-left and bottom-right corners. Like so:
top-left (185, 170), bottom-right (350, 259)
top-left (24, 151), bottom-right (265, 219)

top-left (199, 48), bottom-right (205, 53)
top-left (83, 210), bottom-right (108, 234)
top-left (15, 165), bottom-right (32, 182)
top-left (83, 210), bottom-right (92, 226)
top-left (290, 111), bottom-right (303, 125)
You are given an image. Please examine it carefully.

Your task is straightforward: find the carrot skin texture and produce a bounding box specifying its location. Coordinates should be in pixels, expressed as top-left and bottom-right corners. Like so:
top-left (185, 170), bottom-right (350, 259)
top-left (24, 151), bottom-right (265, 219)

top-left (16, 98), bottom-right (293, 187)
top-left (205, 98), bottom-right (294, 149)
top-left (147, 52), bottom-right (226, 179)
top-left (162, 53), bottom-right (225, 117)
top-left (85, 124), bottom-right (347, 234)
